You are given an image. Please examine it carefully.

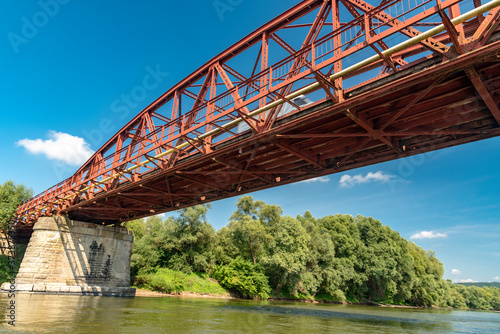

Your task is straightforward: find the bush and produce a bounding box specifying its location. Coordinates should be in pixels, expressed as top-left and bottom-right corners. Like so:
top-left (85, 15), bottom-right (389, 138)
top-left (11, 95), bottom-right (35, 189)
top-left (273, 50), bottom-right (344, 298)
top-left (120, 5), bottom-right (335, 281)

top-left (0, 244), bottom-right (27, 285)
top-left (0, 255), bottom-right (11, 284)
top-left (151, 275), bottom-right (176, 293)
top-left (213, 257), bottom-right (271, 300)
top-left (330, 289), bottom-right (347, 302)
top-left (135, 268), bottom-right (228, 295)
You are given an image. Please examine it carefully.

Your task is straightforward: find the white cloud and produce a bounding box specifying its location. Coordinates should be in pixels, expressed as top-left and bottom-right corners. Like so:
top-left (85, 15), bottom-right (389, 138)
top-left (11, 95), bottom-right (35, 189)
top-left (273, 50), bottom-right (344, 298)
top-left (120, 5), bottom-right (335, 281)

top-left (493, 276), bottom-right (500, 281)
top-left (339, 171), bottom-right (393, 188)
top-left (16, 130), bottom-right (94, 166)
top-left (301, 176), bottom-right (330, 184)
top-left (459, 279), bottom-right (478, 283)
top-left (410, 231), bottom-right (448, 240)
top-left (451, 269), bottom-right (461, 275)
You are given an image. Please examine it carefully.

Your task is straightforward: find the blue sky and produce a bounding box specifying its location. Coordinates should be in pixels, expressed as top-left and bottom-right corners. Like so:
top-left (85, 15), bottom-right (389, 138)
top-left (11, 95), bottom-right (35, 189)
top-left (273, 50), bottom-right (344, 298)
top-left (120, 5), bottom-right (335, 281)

top-left (1, 0), bottom-right (499, 283)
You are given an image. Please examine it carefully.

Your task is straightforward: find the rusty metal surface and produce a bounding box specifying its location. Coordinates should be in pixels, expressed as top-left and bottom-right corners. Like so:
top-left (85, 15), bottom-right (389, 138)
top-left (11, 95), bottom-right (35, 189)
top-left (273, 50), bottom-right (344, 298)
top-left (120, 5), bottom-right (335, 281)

top-left (15, 0), bottom-right (500, 228)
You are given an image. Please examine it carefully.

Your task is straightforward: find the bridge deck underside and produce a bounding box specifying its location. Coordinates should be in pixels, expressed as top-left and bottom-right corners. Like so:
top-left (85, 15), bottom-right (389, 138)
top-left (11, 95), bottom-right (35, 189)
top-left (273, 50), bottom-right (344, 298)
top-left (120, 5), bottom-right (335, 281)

top-left (63, 43), bottom-right (500, 224)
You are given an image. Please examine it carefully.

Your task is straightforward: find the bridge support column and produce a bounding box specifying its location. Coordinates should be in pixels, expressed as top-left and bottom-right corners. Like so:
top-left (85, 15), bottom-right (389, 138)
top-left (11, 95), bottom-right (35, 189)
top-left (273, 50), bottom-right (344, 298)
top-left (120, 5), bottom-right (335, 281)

top-left (1, 216), bottom-right (135, 297)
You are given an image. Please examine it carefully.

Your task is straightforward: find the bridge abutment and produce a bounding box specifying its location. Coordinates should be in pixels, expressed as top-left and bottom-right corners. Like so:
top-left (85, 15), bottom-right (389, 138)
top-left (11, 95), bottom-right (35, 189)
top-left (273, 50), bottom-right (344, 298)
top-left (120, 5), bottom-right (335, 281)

top-left (1, 216), bottom-right (135, 297)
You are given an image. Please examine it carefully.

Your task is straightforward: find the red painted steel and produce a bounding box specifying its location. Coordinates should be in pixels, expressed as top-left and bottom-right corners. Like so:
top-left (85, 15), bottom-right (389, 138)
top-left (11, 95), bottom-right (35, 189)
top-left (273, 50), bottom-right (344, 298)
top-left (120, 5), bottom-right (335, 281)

top-left (14, 0), bottom-right (500, 230)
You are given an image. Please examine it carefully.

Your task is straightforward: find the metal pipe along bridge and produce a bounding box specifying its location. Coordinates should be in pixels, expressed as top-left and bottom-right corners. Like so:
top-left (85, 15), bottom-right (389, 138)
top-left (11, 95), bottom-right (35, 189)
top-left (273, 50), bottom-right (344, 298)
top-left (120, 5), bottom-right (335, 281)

top-left (14, 0), bottom-right (500, 235)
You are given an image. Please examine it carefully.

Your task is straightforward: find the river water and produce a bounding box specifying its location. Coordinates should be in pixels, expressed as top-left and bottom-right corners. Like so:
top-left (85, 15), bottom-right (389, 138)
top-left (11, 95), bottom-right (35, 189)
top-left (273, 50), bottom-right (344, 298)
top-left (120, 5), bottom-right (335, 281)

top-left (0, 293), bottom-right (498, 333)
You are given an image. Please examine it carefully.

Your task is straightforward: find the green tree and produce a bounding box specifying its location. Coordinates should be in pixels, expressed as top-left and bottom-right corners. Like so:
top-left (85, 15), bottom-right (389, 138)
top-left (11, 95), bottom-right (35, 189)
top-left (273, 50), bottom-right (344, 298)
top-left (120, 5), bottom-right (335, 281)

top-left (213, 225), bottom-right (240, 265)
top-left (262, 215), bottom-right (310, 295)
top-left (296, 211), bottom-right (338, 298)
top-left (0, 181), bottom-right (33, 231)
top-left (355, 216), bottom-right (415, 303)
top-left (484, 286), bottom-right (500, 310)
top-left (125, 217), bottom-right (166, 278)
top-left (213, 257), bottom-right (271, 299)
top-left (317, 214), bottom-right (444, 305)
top-left (228, 196), bottom-right (271, 264)
top-left (408, 243), bottom-right (448, 306)
top-left (123, 195), bottom-right (500, 309)
top-left (0, 181), bottom-right (32, 285)
top-left (449, 283), bottom-right (468, 308)
top-left (465, 285), bottom-right (493, 310)
top-left (169, 204), bottom-right (216, 273)
top-left (319, 214), bottom-right (363, 299)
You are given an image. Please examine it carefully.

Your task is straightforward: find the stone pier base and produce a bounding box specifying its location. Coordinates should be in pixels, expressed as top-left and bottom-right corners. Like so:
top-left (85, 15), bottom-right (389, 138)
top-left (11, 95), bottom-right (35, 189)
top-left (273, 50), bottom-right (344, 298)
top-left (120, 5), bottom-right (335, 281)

top-left (1, 216), bottom-right (135, 297)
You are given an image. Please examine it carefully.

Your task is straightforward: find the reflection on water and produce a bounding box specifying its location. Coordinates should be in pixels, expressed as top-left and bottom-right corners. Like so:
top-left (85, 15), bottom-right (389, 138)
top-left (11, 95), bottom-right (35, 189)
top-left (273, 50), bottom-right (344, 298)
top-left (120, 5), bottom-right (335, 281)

top-left (0, 293), bottom-right (498, 333)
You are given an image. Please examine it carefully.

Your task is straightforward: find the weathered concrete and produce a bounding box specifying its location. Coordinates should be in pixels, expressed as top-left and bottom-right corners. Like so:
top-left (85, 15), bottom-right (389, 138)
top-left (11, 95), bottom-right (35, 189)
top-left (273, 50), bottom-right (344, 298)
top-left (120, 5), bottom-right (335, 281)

top-left (1, 216), bottom-right (135, 297)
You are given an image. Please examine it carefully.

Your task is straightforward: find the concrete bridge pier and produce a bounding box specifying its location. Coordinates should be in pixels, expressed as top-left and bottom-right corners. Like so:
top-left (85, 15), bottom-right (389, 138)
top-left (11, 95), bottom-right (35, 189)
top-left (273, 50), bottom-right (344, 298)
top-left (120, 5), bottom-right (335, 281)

top-left (1, 216), bottom-right (135, 297)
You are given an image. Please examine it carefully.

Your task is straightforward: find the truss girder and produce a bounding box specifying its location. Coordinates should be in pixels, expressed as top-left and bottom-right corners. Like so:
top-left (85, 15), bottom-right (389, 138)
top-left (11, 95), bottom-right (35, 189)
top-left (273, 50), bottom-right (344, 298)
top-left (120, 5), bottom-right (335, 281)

top-left (14, 0), bottom-right (500, 227)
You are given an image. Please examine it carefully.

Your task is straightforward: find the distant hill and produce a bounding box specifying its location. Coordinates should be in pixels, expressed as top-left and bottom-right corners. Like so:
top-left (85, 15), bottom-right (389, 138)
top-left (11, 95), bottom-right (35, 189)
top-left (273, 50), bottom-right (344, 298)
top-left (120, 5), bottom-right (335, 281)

top-left (456, 282), bottom-right (500, 288)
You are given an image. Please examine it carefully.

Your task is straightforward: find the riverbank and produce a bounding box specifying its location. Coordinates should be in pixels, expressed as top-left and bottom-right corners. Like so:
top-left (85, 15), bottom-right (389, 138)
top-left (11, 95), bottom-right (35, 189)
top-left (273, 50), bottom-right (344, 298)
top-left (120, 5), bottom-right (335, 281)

top-left (135, 288), bottom-right (235, 300)
top-left (268, 297), bottom-right (425, 308)
top-left (134, 288), bottom-right (428, 309)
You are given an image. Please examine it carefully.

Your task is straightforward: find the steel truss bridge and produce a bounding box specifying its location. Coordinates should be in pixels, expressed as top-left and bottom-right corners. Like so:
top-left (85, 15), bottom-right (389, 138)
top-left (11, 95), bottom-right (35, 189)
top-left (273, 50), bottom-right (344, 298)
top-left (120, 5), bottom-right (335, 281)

top-left (15, 0), bottom-right (500, 232)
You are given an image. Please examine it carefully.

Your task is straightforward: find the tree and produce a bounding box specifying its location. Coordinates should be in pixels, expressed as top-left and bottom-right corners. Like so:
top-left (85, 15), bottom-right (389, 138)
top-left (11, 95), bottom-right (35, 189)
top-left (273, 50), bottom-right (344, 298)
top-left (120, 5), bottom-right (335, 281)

top-left (213, 257), bottom-right (271, 299)
top-left (123, 195), bottom-right (500, 309)
top-left (408, 242), bottom-right (449, 306)
top-left (261, 216), bottom-right (310, 295)
top-left (0, 180), bottom-right (33, 231)
top-left (169, 204), bottom-right (216, 273)
top-left (213, 225), bottom-right (240, 265)
top-left (125, 217), bottom-right (168, 278)
top-left (449, 283), bottom-right (467, 308)
top-left (354, 216), bottom-right (416, 303)
top-left (296, 211), bottom-right (338, 298)
top-left (228, 196), bottom-right (271, 264)
top-left (319, 214), bottom-right (363, 299)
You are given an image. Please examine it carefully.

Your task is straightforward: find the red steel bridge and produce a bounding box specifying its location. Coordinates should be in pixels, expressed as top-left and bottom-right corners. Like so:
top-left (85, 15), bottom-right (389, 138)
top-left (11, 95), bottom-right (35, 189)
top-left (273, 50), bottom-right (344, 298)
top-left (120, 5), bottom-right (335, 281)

top-left (15, 0), bottom-right (500, 232)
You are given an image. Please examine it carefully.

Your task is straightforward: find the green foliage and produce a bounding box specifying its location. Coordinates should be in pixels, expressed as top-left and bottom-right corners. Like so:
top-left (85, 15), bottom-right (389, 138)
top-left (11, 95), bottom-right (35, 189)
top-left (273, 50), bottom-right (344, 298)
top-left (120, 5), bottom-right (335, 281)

top-left (407, 243), bottom-right (449, 306)
top-left (125, 204), bottom-right (216, 281)
top-left (296, 212), bottom-right (339, 298)
top-left (0, 244), bottom-right (27, 285)
top-left (0, 181), bottom-right (33, 231)
top-left (213, 225), bottom-right (240, 265)
top-left (449, 284), bottom-right (468, 309)
top-left (459, 282), bottom-right (500, 288)
top-left (228, 196), bottom-right (271, 265)
top-left (449, 284), bottom-right (500, 310)
top-left (125, 195), bottom-right (498, 310)
top-left (170, 204), bottom-right (216, 274)
top-left (135, 268), bottom-right (228, 295)
top-left (213, 257), bottom-right (271, 299)
top-left (125, 217), bottom-right (172, 279)
top-left (0, 180), bottom-right (32, 284)
top-left (0, 256), bottom-right (10, 284)
top-left (262, 215), bottom-right (310, 295)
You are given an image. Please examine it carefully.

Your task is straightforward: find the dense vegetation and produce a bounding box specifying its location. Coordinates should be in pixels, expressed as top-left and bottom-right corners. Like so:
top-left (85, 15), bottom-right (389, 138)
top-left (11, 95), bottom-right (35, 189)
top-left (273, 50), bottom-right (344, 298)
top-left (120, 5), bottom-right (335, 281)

top-left (0, 244), bottom-right (27, 285)
top-left (126, 196), bottom-right (500, 310)
top-left (0, 181), bottom-right (33, 284)
top-left (0, 180), bottom-right (33, 232)
top-left (1, 180), bottom-right (497, 310)
top-left (459, 282), bottom-right (500, 288)
top-left (135, 268), bottom-right (228, 296)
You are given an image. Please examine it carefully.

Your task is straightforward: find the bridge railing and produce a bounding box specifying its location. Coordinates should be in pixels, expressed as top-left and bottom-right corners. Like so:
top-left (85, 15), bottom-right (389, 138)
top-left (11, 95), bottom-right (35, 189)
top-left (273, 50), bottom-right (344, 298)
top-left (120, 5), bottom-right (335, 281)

top-left (17, 0), bottom-right (498, 225)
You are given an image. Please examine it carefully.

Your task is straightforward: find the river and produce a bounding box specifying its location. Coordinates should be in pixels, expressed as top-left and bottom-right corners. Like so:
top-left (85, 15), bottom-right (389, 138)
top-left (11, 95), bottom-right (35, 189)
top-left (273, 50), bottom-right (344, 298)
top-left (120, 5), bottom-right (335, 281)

top-left (0, 293), bottom-right (498, 333)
